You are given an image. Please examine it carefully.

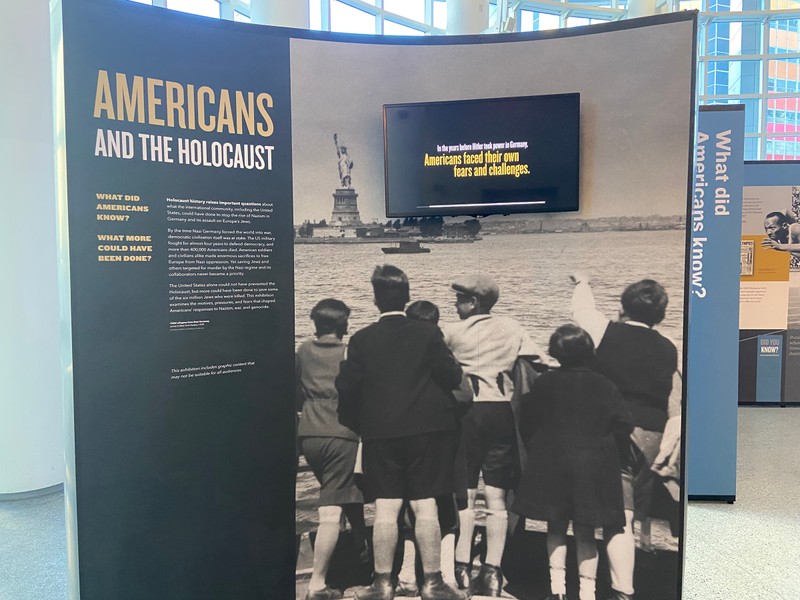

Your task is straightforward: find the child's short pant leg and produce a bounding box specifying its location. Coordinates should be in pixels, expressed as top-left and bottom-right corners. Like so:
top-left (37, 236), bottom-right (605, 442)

top-left (619, 427), bottom-right (663, 519)
top-left (462, 402), bottom-right (519, 490)
top-left (362, 431), bottom-right (456, 500)
top-left (301, 436), bottom-right (364, 506)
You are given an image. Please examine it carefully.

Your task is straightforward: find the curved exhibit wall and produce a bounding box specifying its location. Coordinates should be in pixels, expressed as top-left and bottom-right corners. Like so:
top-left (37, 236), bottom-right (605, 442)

top-left (290, 18), bottom-right (694, 600)
top-left (52, 1), bottom-right (695, 598)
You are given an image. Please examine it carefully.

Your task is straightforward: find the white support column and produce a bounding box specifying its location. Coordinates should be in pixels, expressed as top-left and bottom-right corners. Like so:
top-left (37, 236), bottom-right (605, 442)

top-left (0, 0), bottom-right (63, 494)
top-left (626, 0), bottom-right (658, 19)
top-left (249, 0), bottom-right (310, 28)
top-left (446, 0), bottom-right (489, 34)
top-left (219, 0), bottom-right (235, 21)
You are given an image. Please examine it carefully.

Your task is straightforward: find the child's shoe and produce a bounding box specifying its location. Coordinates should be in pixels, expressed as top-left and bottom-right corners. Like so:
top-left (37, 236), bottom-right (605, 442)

top-left (420, 572), bottom-right (466, 600)
top-left (471, 563), bottom-right (503, 597)
top-left (454, 561), bottom-right (471, 590)
top-left (354, 573), bottom-right (395, 600)
top-left (394, 579), bottom-right (419, 597)
top-left (305, 586), bottom-right (343, 600)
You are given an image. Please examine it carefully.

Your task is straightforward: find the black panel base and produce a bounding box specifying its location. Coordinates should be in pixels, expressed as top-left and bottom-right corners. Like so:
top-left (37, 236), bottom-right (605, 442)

top-left (689, 495), bottom-right (736, 504)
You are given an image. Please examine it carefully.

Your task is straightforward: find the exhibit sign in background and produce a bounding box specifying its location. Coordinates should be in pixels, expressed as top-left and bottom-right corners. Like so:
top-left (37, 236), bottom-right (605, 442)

top-left (740, 161), bottom-right (800, 404)
top-left (53, 1), bottom-right (697, 598)
top-left (686, 105), bottom-right (744, 500)
top-left (53, 0), bottom-right (296, 597)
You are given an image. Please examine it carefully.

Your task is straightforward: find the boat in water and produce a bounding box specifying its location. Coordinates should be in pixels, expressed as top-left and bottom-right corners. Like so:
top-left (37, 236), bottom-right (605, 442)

top-left (381, 240), bottom-right (431, 254)
top-left (428, 236), bottom-right (480, 243)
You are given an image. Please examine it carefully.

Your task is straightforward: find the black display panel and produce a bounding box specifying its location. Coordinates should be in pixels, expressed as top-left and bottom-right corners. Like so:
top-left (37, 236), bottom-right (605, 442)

top-left (55, 0), bottom-right (295, 597)
top-left (384, 94), bottom-right (580, 217)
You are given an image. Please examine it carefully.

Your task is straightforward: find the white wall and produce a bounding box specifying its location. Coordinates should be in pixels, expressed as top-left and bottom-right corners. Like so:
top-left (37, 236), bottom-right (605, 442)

top-left (0, 0), bottom-right (64, 493)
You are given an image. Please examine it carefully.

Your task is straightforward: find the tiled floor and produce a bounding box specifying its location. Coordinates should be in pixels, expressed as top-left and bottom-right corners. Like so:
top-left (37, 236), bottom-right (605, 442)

top-left (2, 406), bottom-right (798, 600)
top-left (682, 406), bottom-right (800, 600)
top-left (0, 491), bottom-right (66, 600)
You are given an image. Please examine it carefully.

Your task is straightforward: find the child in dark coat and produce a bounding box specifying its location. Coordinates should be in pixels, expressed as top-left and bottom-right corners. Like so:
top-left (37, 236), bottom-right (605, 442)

top-left (336, 266), bottom-right (466, 600)
top-left (511, 324), bottom-right (633, 600)
top-left (395, 301), bottom-right (472, 595)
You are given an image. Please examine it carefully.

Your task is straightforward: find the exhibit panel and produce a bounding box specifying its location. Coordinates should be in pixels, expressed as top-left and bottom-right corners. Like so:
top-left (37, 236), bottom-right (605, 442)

top-left (290, 13), bottom-right (695, 600)
top-left (52, 1), bottom-right (697, 598)
top-left (53, 1), bottom-right (296, 598)
top-left (740, 161), bottom-right (800, 405)
top-left (686, 106), bottom-right (744, 501)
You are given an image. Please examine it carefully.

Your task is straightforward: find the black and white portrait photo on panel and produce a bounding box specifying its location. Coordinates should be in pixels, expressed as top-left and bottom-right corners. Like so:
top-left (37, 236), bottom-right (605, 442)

top-left (291, 16), bottom-right (694, 600)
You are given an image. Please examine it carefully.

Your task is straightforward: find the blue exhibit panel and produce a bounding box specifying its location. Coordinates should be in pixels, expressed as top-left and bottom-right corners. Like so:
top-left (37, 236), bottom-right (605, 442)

top-left (744, 160), bottom-right (800, 185)
top-left (687, 106), bottom-right (744, 500)
top-left (756, 334), bottom-right (784, 402)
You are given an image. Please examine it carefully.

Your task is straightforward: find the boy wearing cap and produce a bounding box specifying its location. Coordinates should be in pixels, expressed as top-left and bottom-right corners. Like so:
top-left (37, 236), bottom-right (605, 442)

top-left (336, 265), bottom-right (466, 600)
top-left (442, 273), bottom-right (545, 597)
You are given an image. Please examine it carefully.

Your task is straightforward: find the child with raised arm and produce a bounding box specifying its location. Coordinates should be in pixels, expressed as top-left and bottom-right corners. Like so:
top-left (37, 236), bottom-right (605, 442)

top-left (570, 274), bottom-right (680, 600)
top-left (297, 299), bottom-right (367, 600)
top-left (512, 324), bottom-right (633, 600)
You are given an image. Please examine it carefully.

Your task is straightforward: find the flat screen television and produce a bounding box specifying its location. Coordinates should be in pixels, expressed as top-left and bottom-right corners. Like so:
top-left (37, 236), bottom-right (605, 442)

top-left (383, 93), bottom-right (580, 217)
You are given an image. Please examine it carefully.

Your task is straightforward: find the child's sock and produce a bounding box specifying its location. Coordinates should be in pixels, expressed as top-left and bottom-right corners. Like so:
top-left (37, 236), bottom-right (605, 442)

top-left (372, 520), bottom-right (399, 574)
top-left (546, 524), bottom-right (569, 596)
top-left (579, 574), bottom-right (596, 600)
top-left (440, 533), bottom-right (457, 585)
top-left (550, 566), bottom-right (567, 596)
top-left (455, 507), bottom-right (475, 564)
top-left (398, 539), bottom-right (417, 586)
top-left (414, 517), bottom-right (443, 574)
top-left (484, 510), bottom-right (508, 567)
top-left (308, 519), bottom-right (340, 591)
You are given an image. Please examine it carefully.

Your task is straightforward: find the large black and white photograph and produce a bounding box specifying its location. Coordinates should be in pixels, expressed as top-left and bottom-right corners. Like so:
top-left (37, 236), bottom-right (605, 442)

top-left (292, 15), bottom-right (694, 600)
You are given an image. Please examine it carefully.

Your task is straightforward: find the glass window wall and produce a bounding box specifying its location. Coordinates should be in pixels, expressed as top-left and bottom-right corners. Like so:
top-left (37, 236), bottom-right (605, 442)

top-left (123, 0), bottom-right (800, 159)
top-left (166, 0), bottom-right (220, 18)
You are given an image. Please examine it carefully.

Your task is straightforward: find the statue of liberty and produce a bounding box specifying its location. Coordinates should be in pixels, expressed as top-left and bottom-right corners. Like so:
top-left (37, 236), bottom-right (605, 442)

top-left (334, 133), bottom-right (354, 189)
